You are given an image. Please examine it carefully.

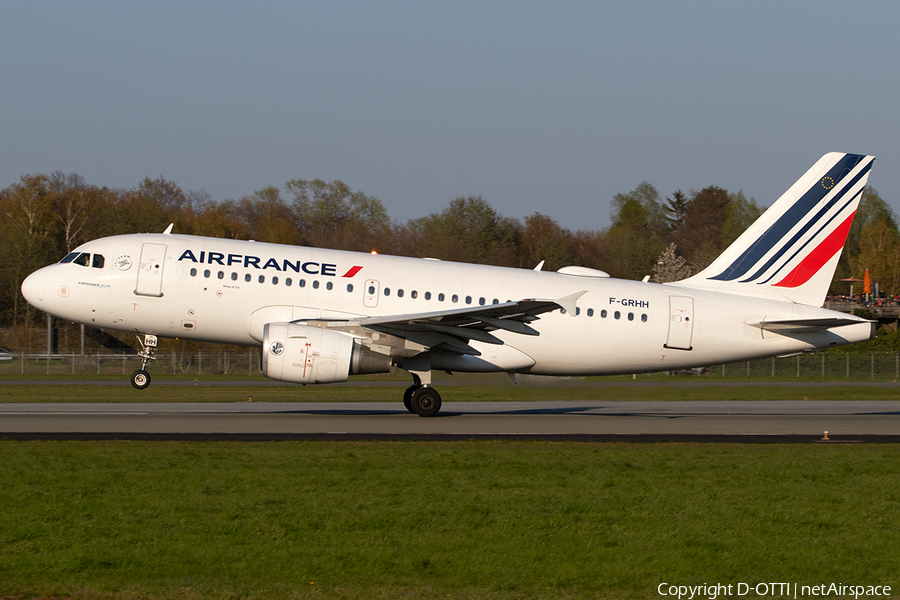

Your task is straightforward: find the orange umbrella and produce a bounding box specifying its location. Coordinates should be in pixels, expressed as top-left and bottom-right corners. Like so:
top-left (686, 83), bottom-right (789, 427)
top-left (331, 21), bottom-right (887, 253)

top-left (864, 269), bottom-right (871, 294)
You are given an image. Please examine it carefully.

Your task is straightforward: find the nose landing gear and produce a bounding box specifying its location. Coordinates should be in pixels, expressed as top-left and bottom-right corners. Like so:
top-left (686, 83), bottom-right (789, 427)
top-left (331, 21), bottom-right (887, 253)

top-left (131, 334), bottom-right (158, 390)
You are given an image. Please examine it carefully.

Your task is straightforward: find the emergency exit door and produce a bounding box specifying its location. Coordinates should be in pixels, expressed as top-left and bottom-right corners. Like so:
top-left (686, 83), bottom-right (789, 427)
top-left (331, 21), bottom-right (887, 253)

top-left (363, 279), bottom-right (379, 308)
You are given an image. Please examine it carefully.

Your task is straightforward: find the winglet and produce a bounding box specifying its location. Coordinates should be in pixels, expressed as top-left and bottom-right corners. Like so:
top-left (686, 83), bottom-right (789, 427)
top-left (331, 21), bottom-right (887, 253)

top-left (533, 260), bottom-right (545, 272)
top-left (163, 223), bottom-right (174, 235)
top-left (556, 290), bottom-right (586, 316)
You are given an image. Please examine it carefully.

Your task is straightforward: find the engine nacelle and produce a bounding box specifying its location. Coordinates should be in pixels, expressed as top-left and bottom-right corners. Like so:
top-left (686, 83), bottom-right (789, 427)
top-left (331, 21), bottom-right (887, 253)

top-left (261, 323), bottom-right (391, 384)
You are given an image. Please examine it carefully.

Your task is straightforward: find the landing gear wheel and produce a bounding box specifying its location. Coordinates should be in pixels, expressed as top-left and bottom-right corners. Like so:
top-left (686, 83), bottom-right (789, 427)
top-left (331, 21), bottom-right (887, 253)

top-left (131, 369), bottom-right (151, 390)
top-left (403, 385), bottom-right (418, 413)
top-left (133, 334), bottom-right (157, 389)
top-left (410, 386), bottom-right (442, 417)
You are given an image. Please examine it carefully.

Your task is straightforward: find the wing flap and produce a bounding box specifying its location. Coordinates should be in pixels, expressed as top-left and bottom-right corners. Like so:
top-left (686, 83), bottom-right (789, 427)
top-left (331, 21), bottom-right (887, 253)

top-left (477, 316), bottom-right (539, 336)
top-left (297, 292), bottom-right (586, 355)
top-left (424, 323), bottom-right (504, 345)
top-left (357, 296), bottom-right (572, 329)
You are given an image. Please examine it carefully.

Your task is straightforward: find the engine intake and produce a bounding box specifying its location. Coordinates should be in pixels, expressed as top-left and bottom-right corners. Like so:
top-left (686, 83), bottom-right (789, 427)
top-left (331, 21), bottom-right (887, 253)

top-left (261, 323), bottom-right (391, 384)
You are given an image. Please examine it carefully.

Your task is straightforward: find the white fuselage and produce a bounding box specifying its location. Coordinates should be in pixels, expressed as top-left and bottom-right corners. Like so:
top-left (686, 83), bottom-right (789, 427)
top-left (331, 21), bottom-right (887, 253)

top-left (23, 232), bottom-right (873, 376)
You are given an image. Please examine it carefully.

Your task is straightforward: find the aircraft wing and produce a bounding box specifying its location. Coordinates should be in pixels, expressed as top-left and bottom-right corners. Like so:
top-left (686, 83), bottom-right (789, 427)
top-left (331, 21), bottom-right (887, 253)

top-left (308, 291), bottom-right (586, 355)
top-left (750, 317), bottom-right (871, 333)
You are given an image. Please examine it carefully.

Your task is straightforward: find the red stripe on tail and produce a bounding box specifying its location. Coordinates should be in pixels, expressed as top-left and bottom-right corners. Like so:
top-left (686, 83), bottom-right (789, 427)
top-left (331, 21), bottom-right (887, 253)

top-left (773, 212), bottom-right (856, 288)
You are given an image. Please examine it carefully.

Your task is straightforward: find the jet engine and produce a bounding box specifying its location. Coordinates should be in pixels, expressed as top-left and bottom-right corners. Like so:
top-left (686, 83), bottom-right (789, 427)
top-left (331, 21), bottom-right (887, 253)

top-left (261, 323), bottom-right (391, 384)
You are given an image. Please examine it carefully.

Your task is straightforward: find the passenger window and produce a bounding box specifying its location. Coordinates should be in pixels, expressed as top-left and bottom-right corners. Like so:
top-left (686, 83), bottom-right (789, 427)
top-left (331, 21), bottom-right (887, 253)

top-left (190, 268), bottom-right (197, 277)
top-left (438, 293), bottom-right (445, 301)
top-left (492, 299), bottom-right (499, 304)
top-left (272, 276), bottom-right (279, 285)
top-left (299, 279), bottom-right (306, 288)
top-left (576, 307), bottom-right (581, 315)
top-left (231, 272), bottom-right (238, 281)
top-left (204, 269), bottom-right (211, 278)
top-left (411, 290), bottom-right (418, 299)
top-left (313, 280), bottom-right (319, 289)
top-left (614, 311), bottom-right (621, 320)
top-left (217, 271), bottom-right (224, 279)
top-left (92, 254), bottom-right (105, 268)
top-left (452, 294), bottom-right (458, 303)
top-left (465, 296), bottom-right (472, 304)
top-left (478, 297), bottom-right (485, 306)
top-left (368, 285), bottom-right (375, 294)
top-left (628, 312), bottom-right (634, 321)
top-left (587, 308), bottom-right (594, 317)
top-left (424, 292), bottom-right (431, 300)
top-left (601, 309), bottom-right (608, 318)
top-left (258, 275), bottom-right (265, 284)
top-left (347, 284), bottom-right (353, 292)
top-left (641, 314), bottom-right (648, 322)
top-left (398, 289), bottom-right (404, 298)
top-left (326, 282), bottom-right (333, 290)
top-left (60, 252), bottom-right (79, 264)
top-left (384, 287), bottom-right (390, 296)
top-left (286, 278), bottom-right (292, 286)
top-left (245, 274), bottom-right (251, 282)
top-left (73, 253), bottom-right (90, 266)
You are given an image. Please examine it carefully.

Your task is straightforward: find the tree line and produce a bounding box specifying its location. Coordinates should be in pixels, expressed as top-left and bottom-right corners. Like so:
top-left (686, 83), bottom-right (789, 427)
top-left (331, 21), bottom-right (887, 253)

top-left (2, 171), bottom-right (897, 331)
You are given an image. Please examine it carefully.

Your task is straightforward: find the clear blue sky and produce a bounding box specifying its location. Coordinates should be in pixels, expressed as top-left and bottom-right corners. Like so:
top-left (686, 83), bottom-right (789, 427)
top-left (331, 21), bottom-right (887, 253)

top-left (2, 1), bottom-right (897, 231)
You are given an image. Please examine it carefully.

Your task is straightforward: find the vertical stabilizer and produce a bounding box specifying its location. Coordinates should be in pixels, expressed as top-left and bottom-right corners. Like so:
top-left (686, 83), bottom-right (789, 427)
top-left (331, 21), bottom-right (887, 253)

top-left (671, 152), bottom-right (874, 306)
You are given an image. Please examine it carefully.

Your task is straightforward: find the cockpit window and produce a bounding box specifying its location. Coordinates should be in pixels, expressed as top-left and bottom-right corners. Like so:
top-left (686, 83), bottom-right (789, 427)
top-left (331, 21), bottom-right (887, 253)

top-left (92, 254), bottom-right (105, 269)
top-left (72, 253), bottom-right (90, 267)
top-left (59, 252), bottom-right (79, 264)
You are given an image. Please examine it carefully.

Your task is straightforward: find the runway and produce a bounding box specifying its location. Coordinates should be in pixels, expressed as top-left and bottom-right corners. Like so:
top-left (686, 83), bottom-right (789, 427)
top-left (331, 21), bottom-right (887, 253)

top-left (3, 400), bottom-right (900, 442)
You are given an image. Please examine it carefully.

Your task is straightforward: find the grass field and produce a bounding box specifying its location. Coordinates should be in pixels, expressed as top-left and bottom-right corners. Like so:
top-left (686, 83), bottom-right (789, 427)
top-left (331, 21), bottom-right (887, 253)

top-left (1, 441), bottom-right (899, 599)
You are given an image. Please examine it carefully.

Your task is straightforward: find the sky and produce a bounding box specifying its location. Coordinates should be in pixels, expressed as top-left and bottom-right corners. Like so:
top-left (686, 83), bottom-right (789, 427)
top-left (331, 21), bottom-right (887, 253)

top-left (2, 1), bottom-right (898, 232)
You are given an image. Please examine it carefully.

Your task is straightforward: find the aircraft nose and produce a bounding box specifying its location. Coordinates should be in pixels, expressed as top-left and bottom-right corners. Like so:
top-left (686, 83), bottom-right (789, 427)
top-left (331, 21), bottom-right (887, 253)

top-left (21, 269), bottom-right (46, 310)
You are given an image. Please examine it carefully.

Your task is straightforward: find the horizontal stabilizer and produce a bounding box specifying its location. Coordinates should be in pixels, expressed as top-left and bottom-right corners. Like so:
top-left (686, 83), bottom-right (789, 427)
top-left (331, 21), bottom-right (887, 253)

top-left (750, 317), bottom-right (871, 333)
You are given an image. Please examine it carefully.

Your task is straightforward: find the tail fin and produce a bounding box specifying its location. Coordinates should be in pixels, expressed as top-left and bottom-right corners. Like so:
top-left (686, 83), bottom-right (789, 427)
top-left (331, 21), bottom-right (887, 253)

top-left (672, 152), bottom-right (875, 306)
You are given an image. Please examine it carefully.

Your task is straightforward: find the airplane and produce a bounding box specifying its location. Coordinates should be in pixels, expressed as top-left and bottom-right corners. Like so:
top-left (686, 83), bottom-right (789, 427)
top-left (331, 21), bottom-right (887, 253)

top-left (21, 152), bottom-right (876, 416)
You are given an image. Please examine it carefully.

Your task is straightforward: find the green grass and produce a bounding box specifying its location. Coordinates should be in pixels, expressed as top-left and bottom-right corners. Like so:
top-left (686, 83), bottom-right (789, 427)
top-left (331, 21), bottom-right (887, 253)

top-left (1, 442), bottom-right (899, 599)
top-left (1, 381), bottom-right (900, 403)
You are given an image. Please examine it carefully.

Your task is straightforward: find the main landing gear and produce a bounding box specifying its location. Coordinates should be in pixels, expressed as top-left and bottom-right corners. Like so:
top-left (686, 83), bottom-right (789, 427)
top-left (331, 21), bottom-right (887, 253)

top-left (403, 373), bottom-right (442, 417)
top-left (131, 334), bottom-right (158, 390)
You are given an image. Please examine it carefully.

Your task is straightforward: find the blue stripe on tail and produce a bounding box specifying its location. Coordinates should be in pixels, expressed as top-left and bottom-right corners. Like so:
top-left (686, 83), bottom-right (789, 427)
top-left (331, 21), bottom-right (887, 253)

top-left (708, 154), bottom-right (868, 282)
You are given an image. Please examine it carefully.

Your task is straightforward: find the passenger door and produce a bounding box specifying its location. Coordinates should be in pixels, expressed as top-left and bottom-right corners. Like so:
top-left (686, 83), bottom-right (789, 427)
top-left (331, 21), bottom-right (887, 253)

top-left (665, 296), bottom-right (694, 350)
top-left (135, 243), bottom-right (167, 297)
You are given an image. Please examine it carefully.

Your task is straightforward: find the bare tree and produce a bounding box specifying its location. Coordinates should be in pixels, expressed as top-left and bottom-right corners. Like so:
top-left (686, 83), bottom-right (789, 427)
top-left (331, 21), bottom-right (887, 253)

top-left (2, 174), bottom-right (56, 326)
top-left (50, 171), bottom-right (89, 252)
top-left (654, 243), bottom-right (692, 283)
